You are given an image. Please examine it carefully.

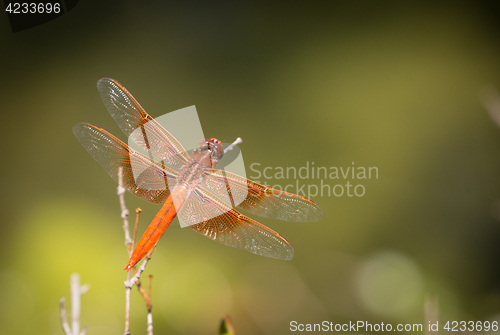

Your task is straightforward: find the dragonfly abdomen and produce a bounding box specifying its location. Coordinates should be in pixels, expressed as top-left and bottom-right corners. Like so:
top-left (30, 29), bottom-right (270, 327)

top-left (124, 191), bottom-right (185, 270)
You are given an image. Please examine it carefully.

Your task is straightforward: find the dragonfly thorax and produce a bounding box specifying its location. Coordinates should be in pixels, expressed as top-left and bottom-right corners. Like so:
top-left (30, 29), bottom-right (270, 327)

top-left (175, 158), bottom-right (209, 191)
top-left (176, 139), bottom-right (223, 189)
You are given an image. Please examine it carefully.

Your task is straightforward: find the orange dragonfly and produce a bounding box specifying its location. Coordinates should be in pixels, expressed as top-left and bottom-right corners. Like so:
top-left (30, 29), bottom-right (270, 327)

top-left (73, 78), bottom-right (323, 271)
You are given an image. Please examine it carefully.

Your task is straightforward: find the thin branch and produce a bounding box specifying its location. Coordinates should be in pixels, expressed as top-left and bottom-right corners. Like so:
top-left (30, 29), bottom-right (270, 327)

top-left (70, 275), bottom-right (80, 335)
top-left (135, 252), bottom-right (155, 335)
top-left (119, 166), bottom-right (133, 335)
top-left (132, 208), bottom-right (142, 252)
top-left (59, 274), bottom-right (88, 335)
top-left (71, 274), bottom-right (88, 335)
top-left (71, 274), bottom-right (89, 335)
top-left (136, 278), bottom-right (152, 310)
top-left (128, 257), bottom-right (151, 287)
top-left (124, 284), bottom-right (131, 335)
top-left (118, 167), bottom-right (132, 247)
top-left (147, 312), bottom-right (153, 335)
top-left (148, 275), bottom-right (152, 307)
top-left (145, 275), bottom-right (154, 335)
top-left (119, 167), bottom-right (153, 334)
top-left (59, 298), bottom-right (72, 335)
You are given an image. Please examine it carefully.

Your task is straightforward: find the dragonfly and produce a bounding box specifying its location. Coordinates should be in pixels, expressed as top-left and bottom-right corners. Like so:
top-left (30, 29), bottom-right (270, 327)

top-left (73, 78), bottom-right (323, 271)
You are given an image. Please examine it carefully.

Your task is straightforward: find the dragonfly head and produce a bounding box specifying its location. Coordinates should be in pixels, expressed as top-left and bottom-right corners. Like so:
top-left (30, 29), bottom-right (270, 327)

top-left (194, 138), bottom-right (224, 167)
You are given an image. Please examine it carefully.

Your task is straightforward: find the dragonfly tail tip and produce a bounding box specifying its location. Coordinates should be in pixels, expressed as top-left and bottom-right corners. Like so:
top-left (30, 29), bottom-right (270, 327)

top-left (124, 262), bottom-right (134, 271)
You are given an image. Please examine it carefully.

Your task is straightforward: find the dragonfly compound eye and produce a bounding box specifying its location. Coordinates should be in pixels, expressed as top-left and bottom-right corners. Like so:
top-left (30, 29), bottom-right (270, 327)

top-left (203, 139), bottom-right (223, 160)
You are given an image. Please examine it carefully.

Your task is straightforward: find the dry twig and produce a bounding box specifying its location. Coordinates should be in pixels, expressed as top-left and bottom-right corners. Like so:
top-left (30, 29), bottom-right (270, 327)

top-left (59, 274), bottom-right (89, 335)
top-left (119, 168), bottom-right (154, 335)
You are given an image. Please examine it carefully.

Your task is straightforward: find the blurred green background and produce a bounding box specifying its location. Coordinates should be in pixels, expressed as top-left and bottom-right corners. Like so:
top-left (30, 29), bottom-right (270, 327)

top-left (2, 1), bottom-right (500, 334)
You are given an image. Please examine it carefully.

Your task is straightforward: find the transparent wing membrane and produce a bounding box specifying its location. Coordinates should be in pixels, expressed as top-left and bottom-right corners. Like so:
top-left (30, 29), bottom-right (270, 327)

top-left (73, 123), bottom-right (176, 204)
top-left (97, 78), bottom-right (190, 168)
top-left (181, 188), bottom-right (294, 260)
top-left (204, 170), bottom-right (323, 222)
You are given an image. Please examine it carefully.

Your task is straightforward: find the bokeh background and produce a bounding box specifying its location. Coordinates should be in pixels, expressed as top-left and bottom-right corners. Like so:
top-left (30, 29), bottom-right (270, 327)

top-left (2, 1), bottom-right (500, 334)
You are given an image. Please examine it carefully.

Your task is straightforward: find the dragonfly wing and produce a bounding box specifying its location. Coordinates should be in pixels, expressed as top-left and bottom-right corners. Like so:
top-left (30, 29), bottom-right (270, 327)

top-left (178, 187), bottom-right (294, 260)
top-left (73, 123), bottom-right (177, 204)
top-left (203, 169), bottom-right (323, 222)
top-left (97, 78), bottom-right (189, 168)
